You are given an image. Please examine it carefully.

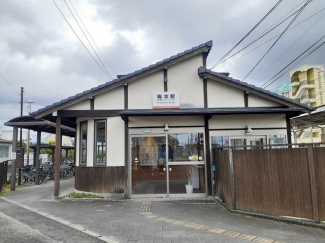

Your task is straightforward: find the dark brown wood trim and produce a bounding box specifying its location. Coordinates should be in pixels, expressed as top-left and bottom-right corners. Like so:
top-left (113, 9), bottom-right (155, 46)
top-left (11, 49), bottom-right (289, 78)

top-left (124, 84), bottom-right (128, 110)
top-left (286, 114), bottom-right (292, 144)
top-left (202, 52), bottom-right (208, 68)
top-left (204, 115), bottom-right (212, 196)
top-left (93, 119), bottom-right (107, 167)
top-left (54, 116), bottom-right (62, 197)
top-left (35, 47), bottom-right (210, 119)
top-left (203, 78), bottom-right (208, 108)
top-left (124, 117), bottom-right (129, 197)
top-left (58, 110), bottom-right (123, 117)
top-left (244, 91), bottom-right (249, 107)
top-left (164, 68), bottom-right (168, 92)
top-left (90, 97), bottom-right (94, 110)
top-left (79, 121), bottom-right (88, 166)
top-left (202, 73), bottom-right (311, 112)
top-left (307, 145), bottom-right (320, 222)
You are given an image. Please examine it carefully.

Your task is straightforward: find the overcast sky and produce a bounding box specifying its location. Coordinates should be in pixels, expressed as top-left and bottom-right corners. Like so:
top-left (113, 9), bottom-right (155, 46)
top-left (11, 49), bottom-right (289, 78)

top-left (1, 0), bottom-right (324, 136)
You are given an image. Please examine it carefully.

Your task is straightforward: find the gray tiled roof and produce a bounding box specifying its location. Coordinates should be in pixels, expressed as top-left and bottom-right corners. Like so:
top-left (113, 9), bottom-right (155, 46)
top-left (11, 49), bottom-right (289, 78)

top-left (0, 138), bottom-right (12, 144)
top-left (32, 40), bottom-right (213, 117)
top-left (198, 67), bottom-right (313, 111)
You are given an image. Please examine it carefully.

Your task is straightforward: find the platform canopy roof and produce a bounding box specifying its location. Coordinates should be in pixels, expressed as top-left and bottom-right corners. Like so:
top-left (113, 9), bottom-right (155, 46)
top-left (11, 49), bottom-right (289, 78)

top-left (4, 115), bottom-right (76, 137)
top-left (291, 106), bottom-right (325, 129)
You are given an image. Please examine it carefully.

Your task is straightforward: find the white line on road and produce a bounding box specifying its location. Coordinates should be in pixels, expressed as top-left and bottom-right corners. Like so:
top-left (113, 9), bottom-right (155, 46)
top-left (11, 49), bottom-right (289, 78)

top-left (0, 197), bottom-right (118, 243)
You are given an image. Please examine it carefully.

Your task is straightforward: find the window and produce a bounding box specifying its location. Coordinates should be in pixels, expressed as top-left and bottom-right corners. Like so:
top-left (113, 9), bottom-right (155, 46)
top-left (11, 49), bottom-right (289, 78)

top-left (94, 120), bottom-right (106, 165)
top-left (79, 121), bottom-right (87, 165)
top-left (168, 133), bottom-right (205, 162)
top-left (0, 145), bottom-right (9, 158)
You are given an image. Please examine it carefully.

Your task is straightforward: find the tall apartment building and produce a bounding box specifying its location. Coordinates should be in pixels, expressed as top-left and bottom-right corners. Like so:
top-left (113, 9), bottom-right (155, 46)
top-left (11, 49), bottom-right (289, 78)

top-left (290, 65), bottom-right (325, 107)
top-left (288, 65), bottom-right (325, 143)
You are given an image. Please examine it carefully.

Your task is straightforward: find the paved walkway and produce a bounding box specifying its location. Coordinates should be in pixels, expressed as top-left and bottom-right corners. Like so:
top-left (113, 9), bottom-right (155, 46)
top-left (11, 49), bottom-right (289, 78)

top-left (1, 178), bottom-right (325, 242)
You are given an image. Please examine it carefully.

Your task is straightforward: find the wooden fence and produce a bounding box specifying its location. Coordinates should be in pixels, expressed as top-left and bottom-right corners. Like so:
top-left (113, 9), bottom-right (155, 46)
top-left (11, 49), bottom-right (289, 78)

top-left (213, 145), bottom-right (325, 223)
top-left (0, 160), bottom-right (8, 192)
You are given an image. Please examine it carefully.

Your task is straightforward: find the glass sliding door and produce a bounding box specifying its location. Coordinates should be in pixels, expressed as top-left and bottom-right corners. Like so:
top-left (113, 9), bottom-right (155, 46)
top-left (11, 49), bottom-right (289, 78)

top-left (167, 132), bottom-right (206, 196)
top-left (131, 135), bottom-right (167, 195)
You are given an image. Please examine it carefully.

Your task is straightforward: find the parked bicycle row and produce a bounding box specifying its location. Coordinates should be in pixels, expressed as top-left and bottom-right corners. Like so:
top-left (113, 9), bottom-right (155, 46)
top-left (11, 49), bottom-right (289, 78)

top-left (9, 161), bottom-right (75, 185)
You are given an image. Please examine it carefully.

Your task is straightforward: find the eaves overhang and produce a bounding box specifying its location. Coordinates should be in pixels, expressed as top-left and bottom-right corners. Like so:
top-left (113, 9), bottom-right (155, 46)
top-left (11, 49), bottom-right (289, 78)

top-left (198, 67), bottom-right (314, 114)
top-left (31, 41), bottom-right (213, 119)
top-left (120, 107), bottom-right (305, 120)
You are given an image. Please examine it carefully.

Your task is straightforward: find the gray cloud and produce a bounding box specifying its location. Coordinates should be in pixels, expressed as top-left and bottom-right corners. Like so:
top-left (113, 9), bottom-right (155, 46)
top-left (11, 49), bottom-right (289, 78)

top-left (1, 0), bottom-right (324, 130)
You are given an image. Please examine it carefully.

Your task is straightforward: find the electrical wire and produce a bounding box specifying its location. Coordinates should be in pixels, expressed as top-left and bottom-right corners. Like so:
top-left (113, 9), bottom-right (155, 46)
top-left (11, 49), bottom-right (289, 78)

top-left (242, 0), bottom-right (313, 82)
top-left (261, 34), bottom-right (325, 89)
top-left (52, 0), bottom-right (112, 79)
top-left (68, 0), bottom-right (117, 77)
top-left (0, 73), bottom-right (20, 95)
top-left (215, 4), bottom-right (325, 67)
top-left (254, 10), bottom-right (325, 82)
top-left (64, 0), bottom-right (113, 79)
top-left (210, 0), bottom-right (283, 70)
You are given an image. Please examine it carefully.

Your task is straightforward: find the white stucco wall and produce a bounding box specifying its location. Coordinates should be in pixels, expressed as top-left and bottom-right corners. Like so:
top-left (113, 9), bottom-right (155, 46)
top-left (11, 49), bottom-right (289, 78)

top-left (248, 94), bottom-right (281, 107)
top-left (128, 71), bottom-right (164, 109)
top-left (207, 81), bottom-right (244, 107)
top-left (209, 114), bottom-right (286, 129)
top-left (64, 99), bottom-right (90, 110)
top-left (129, 116), bottom-right (204, 128)
top-left (168, 54), bottom-right (204, 108)
top-left (106, 117), bottom-right (124, 166)
top-left (94, 86), bottom-right (124, 109)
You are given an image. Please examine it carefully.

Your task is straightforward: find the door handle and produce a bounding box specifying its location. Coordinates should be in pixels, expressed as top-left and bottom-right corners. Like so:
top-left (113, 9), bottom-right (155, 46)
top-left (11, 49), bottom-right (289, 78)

top-left (169, 168), bottom-right (172, 172)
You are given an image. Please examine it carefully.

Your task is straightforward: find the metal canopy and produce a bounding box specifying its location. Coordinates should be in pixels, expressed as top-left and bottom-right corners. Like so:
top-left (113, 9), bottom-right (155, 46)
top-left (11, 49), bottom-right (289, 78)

top-left (29, 143), bottom-right (74, 150)
top-left (291, 106), bottom-right (325, 128)
top-left (4, 115), bottom-right (76, 137)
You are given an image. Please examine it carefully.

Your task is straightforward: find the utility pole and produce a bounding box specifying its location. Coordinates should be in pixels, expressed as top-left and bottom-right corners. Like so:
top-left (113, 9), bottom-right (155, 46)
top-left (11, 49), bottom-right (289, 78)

top-left (20, 87), bottom-right (24, 147)
top-left (26, 100), bottom-right (34, 166)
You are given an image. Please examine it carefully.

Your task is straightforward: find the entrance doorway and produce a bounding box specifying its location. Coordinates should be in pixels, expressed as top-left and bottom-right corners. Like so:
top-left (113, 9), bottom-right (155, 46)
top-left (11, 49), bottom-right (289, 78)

top-left (130, 129), bottom-right (206, 198)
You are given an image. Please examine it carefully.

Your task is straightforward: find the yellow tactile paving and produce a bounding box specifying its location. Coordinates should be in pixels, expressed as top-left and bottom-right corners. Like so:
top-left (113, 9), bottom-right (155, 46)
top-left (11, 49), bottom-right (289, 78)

top-left (140, 200), bottom-right (284, 243)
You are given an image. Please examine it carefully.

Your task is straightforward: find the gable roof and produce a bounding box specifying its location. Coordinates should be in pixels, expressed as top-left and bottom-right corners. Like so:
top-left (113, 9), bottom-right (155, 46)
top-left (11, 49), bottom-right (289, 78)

top-left (198, 67), bottom-right (313, 113)
top-left (32, 40), bottom-right (213, 118)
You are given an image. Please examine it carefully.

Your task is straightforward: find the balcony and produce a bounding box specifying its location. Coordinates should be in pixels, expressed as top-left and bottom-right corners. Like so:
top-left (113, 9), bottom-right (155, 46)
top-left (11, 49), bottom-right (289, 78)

top-left (291, 77), bottom-right (299, 86)
top-left (291, 80), bottom-right (315, 99)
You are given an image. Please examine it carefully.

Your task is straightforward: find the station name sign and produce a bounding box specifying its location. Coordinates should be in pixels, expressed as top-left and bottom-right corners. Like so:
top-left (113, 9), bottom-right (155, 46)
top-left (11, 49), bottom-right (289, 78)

top-left (152, 92), bottom-right (180, 109)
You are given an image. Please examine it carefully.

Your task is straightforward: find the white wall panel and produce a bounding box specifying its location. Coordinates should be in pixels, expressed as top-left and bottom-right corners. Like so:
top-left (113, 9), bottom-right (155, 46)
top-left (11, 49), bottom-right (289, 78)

top-left (249, 94), bottom-right (281, 107)
top-left (94, 86), bottom-right (124, 109)
top-left (209, 114), bottom-right (286, 129)
top-left (128, 71), bottom-right (163, 109)
top-left (129, 116), bottom-right (204, 127)
top-left (64, 99), bottom-right (90, 110)
top-left (106, 117), bottom-right (124, 166)
top-left (168, 55), bottom-right (204, 108)
top-left (207, 81), bottom-right (244, 107)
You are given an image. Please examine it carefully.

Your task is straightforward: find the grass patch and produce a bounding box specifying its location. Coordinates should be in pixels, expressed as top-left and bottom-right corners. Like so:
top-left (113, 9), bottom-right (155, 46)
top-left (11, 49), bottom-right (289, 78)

top-left (66, 192), bottom-right (103, 199)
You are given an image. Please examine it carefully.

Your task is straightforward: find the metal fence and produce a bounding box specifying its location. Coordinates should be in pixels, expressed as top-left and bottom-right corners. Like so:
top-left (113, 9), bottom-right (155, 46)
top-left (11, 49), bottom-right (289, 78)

top-left (213, 143), bottom-right (325, 223)
top-left (0, 160), bottom-right (8, 192)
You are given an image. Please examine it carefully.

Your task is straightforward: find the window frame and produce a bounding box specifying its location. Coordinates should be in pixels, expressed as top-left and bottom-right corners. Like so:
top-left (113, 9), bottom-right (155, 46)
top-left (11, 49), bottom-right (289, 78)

top-left (79, 121), bottom-right (88, 166)
top-left (94, 119), bottom-right (107, 166)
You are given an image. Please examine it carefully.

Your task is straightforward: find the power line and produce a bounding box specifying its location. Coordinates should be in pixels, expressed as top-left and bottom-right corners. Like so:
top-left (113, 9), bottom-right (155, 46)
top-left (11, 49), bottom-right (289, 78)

top-left (63, 0), bottom-right (113, 79)
top-left (261, 34), bottom-right (325, 89)
top-left (210, 0), bottom-right (283, 70)
top-left (52, 0), bottom-right (112, 79)
top-left (254, 9), bottom-right (325, 82)
top-left (242, 0), bottom-right (313, 82)
top-left (68, 0), bottom-right (117, 77)
top-left (0, 73), bottom-right (20, 95)
top-left (215, 5), bottom-right (325, 67)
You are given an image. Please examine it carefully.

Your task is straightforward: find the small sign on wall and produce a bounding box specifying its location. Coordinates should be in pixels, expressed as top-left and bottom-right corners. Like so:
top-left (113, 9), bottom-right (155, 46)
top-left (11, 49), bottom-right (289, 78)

top-left (152, 92), bottom-right (180, 109)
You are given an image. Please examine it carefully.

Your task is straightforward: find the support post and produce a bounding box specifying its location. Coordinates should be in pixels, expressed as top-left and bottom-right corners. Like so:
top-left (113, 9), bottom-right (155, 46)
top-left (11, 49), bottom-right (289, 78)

top-left (54, 117), bottom-right (62, 197)
top-left (204, 115), bottom-right (212, 196)
top-left (10, 126), bottom-right (18, 191)
top-left (35, 130), bottom-right (41, 185)
top-left (307, 145), bottom-right (320, 223)
top-left (228, 148), bottom-right (236, 209)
